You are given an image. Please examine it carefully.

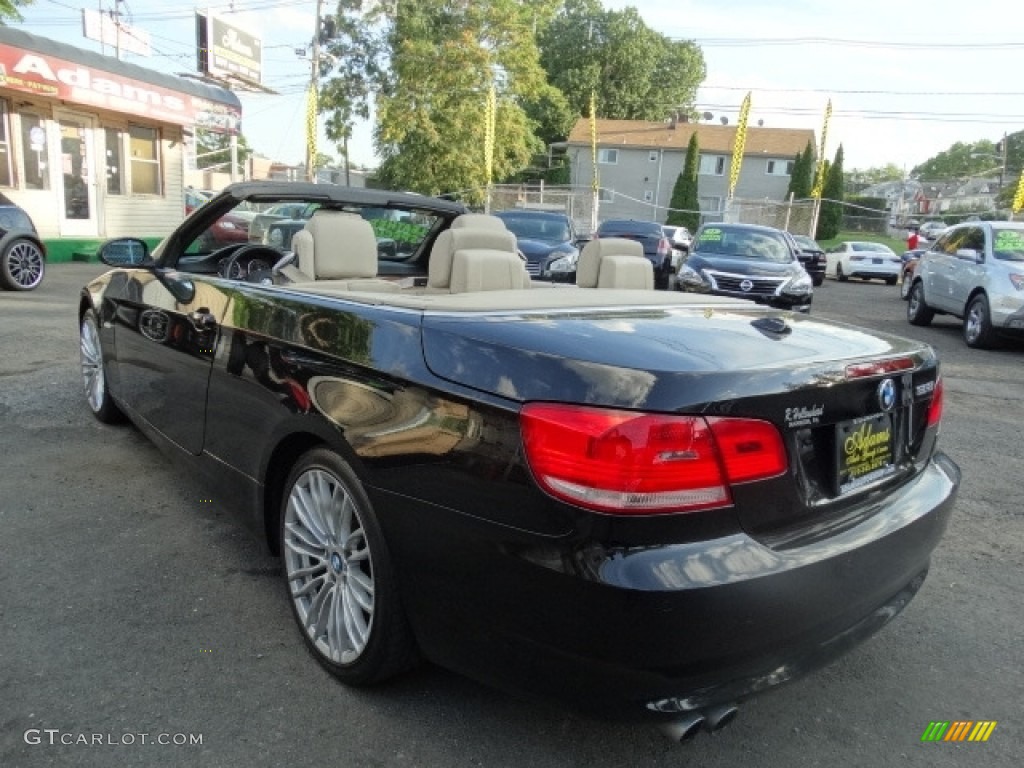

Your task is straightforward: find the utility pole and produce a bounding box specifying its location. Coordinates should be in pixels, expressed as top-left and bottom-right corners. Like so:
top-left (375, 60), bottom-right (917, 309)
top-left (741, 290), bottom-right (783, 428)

top-left (306, 0), bottom-right (324, 183)
top-left (999, 131), bottom-right (1008, 189)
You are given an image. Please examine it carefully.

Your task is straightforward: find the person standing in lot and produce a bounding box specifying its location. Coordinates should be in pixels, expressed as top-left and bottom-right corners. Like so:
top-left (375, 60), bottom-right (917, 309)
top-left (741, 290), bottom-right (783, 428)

top-left (907, 228), bottom-right (920, 250)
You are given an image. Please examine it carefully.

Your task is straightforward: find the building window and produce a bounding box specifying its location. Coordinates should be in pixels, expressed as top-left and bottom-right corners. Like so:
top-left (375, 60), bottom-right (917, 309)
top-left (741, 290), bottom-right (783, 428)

top-left (699, 196), bottom-right (723, 212)
top-left (648, 151), bottom-right (658, 162)
top-left (597, 148), bottom-right (618, 165)
top-left (643, 190), bottom-right (654, 202)
top-left (598, 187), bottom-right (615, 202)
top-left (699, 155), bottom-right (726, 176)
top-left (105, 128), bottom-right (124, 195)
top-left (20, 113), bottom-right (49, 190)
top-left (0, 101), bottom-right (12, 187)
top-left (766, 159), bottom-right (794, 176)
top-left (128, 125), bottom-right (160, 195)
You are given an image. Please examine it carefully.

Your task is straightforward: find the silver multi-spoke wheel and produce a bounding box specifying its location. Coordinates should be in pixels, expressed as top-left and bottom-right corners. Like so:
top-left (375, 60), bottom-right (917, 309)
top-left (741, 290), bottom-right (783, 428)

top-left (284, 467), bottom-right (375, 665)
top-left (1, 238), bottom-right (45, 291)
top-left (80, 315), bottom-right (105, 414)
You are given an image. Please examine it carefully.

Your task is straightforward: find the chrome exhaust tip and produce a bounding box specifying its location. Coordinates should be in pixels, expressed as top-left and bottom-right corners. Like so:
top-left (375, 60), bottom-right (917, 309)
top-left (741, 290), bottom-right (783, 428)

top-left (702, 703), bottom-right (739, 733)
top-left (658, 712), bottom-right (706, 743)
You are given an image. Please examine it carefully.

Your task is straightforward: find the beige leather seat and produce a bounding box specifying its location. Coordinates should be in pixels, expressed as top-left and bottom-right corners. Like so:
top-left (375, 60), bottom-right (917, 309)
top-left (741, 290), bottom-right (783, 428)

top-left (428, 214), bottom-right (531, 293)
top-left (576, 238), bottom-right (654, 289)
top-left (282, 210), bottom-right (399, 292)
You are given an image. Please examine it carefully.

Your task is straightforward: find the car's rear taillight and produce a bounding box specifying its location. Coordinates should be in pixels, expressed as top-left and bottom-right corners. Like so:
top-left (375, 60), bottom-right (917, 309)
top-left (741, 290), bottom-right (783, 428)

top-left (926, 377), bottom-right (943, 428)
top-left (520, 404), bottom-right (787, 515)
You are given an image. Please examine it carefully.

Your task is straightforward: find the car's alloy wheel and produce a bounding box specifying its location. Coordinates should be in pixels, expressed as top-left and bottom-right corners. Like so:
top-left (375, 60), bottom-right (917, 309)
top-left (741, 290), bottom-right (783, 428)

top-left (79, 313), bottom-right (124, 423)
top-left (964, 294), bottom-right (997, 349)
top-left (0, 238), bottom-right (45, 291)
top-left (907, 282), bottom-right (934, 326)
top-left (281, 449), bottom-right (416, 684)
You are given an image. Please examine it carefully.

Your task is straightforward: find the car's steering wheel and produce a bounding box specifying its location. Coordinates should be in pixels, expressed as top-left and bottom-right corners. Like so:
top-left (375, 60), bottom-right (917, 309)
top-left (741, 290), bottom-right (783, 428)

top-left (220, 244), bottom-right (284, 283)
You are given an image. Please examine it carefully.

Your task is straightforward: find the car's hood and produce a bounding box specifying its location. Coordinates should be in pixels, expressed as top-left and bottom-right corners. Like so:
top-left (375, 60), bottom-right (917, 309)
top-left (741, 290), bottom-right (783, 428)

top-left (516, 239), bottom-right (569, 260)
top-left (687, 253), bottom-right (801, 276)
top-left (421, 305), bottom-right (928, 410)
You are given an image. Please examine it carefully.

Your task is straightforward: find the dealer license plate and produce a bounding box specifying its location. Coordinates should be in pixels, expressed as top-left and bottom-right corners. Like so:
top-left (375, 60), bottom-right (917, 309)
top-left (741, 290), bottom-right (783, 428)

top-left (836, 412), bottom-right (895, 494)
top-left (872, 258), bottom-right (884, 264)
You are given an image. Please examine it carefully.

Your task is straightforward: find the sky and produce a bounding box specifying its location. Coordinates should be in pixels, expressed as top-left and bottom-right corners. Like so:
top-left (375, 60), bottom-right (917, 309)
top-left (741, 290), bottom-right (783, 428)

top-left (13, 0), bottom-right (1022, 174)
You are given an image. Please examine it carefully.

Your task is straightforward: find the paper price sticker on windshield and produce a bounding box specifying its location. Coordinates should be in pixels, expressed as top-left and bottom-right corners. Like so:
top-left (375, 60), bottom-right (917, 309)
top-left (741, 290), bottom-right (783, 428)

top-left (699, 228), bottom-right (722, 242)
top-left (836, 413), bottom-right (895, 494)
top-left (994, 230), bottom-right (1024, 251)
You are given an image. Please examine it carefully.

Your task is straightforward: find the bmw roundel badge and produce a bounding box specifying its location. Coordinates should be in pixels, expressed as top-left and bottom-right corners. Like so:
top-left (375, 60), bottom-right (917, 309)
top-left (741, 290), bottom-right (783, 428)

top-left (877, 378), bottom-right (897, 412)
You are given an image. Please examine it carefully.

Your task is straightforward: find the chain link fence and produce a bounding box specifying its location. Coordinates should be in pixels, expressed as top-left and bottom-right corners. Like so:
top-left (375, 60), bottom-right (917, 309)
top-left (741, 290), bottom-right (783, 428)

top-left (487, 184), bottom-right (595, 235)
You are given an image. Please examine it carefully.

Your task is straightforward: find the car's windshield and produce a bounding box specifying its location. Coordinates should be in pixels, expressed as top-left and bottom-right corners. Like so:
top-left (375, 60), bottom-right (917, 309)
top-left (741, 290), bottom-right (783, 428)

top-left (851, 242), bottom-right (894, 253)
top-left (694, 226), bottom-right (793, 263)
top-left (793, 236), bottom-right (819, 250)
top-left (597, 219), bottom-right (662, 237)
top-left (991, 227), bottom-right (1024, 261)
top-left (497, 215), bottom-right (571, 243)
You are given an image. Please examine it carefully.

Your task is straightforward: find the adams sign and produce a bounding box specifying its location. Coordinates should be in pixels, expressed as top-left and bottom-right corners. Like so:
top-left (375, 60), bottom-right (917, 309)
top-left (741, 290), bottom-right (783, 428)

top-left (0, 43), bottom-right (241, 134)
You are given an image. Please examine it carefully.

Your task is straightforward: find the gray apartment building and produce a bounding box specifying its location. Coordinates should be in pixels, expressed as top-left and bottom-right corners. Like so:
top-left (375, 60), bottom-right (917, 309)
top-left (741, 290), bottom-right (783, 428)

top-left (564, 118), bottom-right (816, 223)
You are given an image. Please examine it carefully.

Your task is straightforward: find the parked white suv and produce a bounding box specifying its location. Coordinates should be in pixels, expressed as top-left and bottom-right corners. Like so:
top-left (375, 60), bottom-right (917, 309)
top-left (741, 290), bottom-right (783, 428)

top-left (906, 221), bottom-right (1024, 348)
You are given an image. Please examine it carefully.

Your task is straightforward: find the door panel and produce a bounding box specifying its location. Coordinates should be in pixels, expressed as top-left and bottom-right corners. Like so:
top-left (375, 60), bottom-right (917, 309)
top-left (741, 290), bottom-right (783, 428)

top-left (55, 113), bottom-right (99, 238)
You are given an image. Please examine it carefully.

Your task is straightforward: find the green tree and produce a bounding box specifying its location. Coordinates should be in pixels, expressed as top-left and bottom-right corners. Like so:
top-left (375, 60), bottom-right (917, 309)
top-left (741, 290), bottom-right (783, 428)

top-left (787, 139), bottom-right (814, 199)
top-left (844, 163), bottom-right (904, 192)
top-left (0, 0), bottom-right (32, 23)
top-left (816, 145), bottom-right (844, 240)
top-left (374, 0), bottom-right (560, 201)
top-left (912, 139), bottom-right (1002, 180)
top-left (666, 132), bottom-right (699, 231)
top-left (537, 0), bottom-right (705, 122)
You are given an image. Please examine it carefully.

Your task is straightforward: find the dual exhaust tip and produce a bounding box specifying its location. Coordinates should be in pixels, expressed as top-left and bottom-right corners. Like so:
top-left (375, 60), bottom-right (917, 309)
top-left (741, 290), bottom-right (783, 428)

top-left (658, 704), bottom-right (739, 742)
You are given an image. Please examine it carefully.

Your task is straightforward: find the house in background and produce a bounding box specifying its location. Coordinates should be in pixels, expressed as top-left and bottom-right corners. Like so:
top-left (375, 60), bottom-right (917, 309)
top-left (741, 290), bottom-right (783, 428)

top-left (564, 118), bottom-right (815, 223)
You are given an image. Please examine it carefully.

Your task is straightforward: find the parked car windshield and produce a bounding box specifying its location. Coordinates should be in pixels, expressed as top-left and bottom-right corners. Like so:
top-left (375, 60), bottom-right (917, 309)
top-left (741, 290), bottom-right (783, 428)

top-left (850, 242), bottom-right (894, 253)
top-left (792, 235), bottom-right (821, 251)
top-left (497, 214), bottom-right (571, 243)
top-left (597, 219), bottom-right (662, 237)
top-left (991, 227), bottom-right (1024, 261)
top-left (694, 225), bottom-right (793, 263)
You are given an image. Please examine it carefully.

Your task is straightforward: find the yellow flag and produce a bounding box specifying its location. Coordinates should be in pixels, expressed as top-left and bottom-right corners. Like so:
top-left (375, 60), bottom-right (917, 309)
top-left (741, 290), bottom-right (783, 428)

top-left (1012, 169), bottom-right (1024, 214)
top-left (728, 92), bottom-right (752, 201)
top-left (811, 100), bottom-right (833, 199)
top-left (305, 83), bottom-right (318, 175)
top-left (484, 84), bottom-right (496, 185)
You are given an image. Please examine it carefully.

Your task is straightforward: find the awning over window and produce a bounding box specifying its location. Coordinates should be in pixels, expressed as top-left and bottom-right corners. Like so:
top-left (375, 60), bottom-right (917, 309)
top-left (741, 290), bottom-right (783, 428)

top-left (0, 27), bottom-right (241, 134)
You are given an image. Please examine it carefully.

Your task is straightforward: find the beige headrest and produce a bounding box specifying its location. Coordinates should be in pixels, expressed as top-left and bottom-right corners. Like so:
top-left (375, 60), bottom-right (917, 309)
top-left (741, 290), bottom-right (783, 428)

top-left (296, 210), bottom-right (378, 280)
top-left (576, 238), bottom-right (652, 289)
top-left (429, 227), bottom-right (518, 289)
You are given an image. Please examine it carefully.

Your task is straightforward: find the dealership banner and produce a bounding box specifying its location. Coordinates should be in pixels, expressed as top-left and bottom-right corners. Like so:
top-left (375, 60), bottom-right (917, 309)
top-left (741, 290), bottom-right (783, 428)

top-left (0, 42), bottom-right (240, 134)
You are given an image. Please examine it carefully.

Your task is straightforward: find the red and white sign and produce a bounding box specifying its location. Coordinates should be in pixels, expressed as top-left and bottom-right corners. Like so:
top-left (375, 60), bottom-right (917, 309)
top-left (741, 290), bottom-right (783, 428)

top-left (0, 43), bottom-right (240, 134)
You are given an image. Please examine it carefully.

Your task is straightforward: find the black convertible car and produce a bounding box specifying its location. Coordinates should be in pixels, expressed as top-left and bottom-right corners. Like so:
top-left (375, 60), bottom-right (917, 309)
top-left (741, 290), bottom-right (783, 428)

top-left (80, 182), bottom-right (959, 740)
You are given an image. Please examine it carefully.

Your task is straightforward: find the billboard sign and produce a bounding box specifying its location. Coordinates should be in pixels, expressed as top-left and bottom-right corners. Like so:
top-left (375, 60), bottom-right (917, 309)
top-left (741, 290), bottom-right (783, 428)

top-left (82, 8), bottom-right (152, 57)
top-left (197, 11), bottom-right (262, 86)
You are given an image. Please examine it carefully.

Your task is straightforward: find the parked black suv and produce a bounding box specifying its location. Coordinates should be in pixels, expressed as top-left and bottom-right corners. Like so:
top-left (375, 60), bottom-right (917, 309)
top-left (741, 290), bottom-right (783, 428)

top-left (676, 222), bottom-right (814, 312)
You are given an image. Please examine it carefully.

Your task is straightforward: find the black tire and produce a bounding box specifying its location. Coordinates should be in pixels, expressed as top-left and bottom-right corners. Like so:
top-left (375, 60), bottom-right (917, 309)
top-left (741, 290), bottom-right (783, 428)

top-left (0, 237), bottom-right (45, 291)
top-left (280, 448), bottom-right (417, 685)
top-left (79, 312), bottom-right (125, 423)
top-left (963, 294), bottom-right (998, 349)
top-left (885, 276), bottom-right (898, 286)
top-left (812, 275), bottom-right (824, 287)
top-left (836, 263), bottom-right (848, 282)
top-left (907, 281), bottom-right (935, 326)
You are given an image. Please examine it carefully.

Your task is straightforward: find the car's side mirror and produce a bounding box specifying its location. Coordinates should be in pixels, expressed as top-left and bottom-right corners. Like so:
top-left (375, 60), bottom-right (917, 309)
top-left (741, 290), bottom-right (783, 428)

top-left (98, 238), bottom-right (153, 267)
top-left (955, 248), bottom-right (981, 262)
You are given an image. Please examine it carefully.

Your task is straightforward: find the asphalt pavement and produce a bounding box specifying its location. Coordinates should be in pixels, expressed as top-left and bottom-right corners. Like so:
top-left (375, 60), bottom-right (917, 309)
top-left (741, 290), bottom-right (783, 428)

top-left (1, 265), bottom-right (1020, 767)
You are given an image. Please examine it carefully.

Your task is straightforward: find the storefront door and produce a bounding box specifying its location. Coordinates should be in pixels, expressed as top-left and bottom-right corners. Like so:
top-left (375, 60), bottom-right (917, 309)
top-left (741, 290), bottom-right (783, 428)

top-left (54, 111), bottom-right (99, 238)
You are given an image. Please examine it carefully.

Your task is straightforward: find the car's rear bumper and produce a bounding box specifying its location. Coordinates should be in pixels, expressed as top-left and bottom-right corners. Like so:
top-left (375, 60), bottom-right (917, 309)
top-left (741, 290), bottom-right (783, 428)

top-left (992, 294), bottom-right (1024, 331)
top-left (377, 452), bottom-right (959, 719)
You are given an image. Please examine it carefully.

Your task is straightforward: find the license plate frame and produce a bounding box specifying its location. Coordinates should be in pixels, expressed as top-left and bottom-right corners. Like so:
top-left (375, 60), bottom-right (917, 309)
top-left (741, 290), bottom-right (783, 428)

top-left (835, 412), bottom-right (895, 494)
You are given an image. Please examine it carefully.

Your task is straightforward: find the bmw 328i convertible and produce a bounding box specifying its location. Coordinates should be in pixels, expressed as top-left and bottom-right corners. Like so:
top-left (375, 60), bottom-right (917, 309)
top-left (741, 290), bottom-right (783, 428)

top-left (79, 182), bottom-right (959, 740)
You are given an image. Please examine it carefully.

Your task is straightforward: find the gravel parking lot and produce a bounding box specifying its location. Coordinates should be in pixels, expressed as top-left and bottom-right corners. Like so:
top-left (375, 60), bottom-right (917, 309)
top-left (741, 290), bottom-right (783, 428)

top-left (2, 266), bottom-right (1021, 767)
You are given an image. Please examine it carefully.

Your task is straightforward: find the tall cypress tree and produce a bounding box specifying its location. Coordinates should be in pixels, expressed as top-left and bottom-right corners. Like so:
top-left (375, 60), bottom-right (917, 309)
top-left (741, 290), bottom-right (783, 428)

top-left (816, 145), bottom-right (845, 240)
top-left (666, 132), bottom-right (700, 231)
top-left (788, 139), bottom-right (815, 199)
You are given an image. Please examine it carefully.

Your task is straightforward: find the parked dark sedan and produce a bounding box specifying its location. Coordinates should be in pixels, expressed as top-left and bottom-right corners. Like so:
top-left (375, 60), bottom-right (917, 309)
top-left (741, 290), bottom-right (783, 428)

top-left (79, 182), bottom-right (958, 740)
top-left (494, 209), bottom-right (580, 282)
top-left (595, 218), bottom-right (673, 288)
top-left (677, 222), bottom-right (814, 312)
top-left (0, 194), bottom-right (46, 291)
top-left (791, 234), bottom-right (827, 286)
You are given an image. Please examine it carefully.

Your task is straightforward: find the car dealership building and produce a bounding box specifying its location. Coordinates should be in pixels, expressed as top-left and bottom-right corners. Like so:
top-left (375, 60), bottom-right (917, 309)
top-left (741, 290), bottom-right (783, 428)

top-left (0, 27), bottom-right (240, 248)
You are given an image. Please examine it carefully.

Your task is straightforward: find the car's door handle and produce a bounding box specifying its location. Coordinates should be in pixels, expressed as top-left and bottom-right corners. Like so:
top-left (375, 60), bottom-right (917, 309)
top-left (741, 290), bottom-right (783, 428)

top-left (188, 309), bottom-right (217, 331)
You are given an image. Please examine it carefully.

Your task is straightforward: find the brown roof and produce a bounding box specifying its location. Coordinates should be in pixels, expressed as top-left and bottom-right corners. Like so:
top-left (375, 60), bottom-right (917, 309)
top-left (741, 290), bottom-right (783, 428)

top-left (566, 118), bottom-right (814, 157)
